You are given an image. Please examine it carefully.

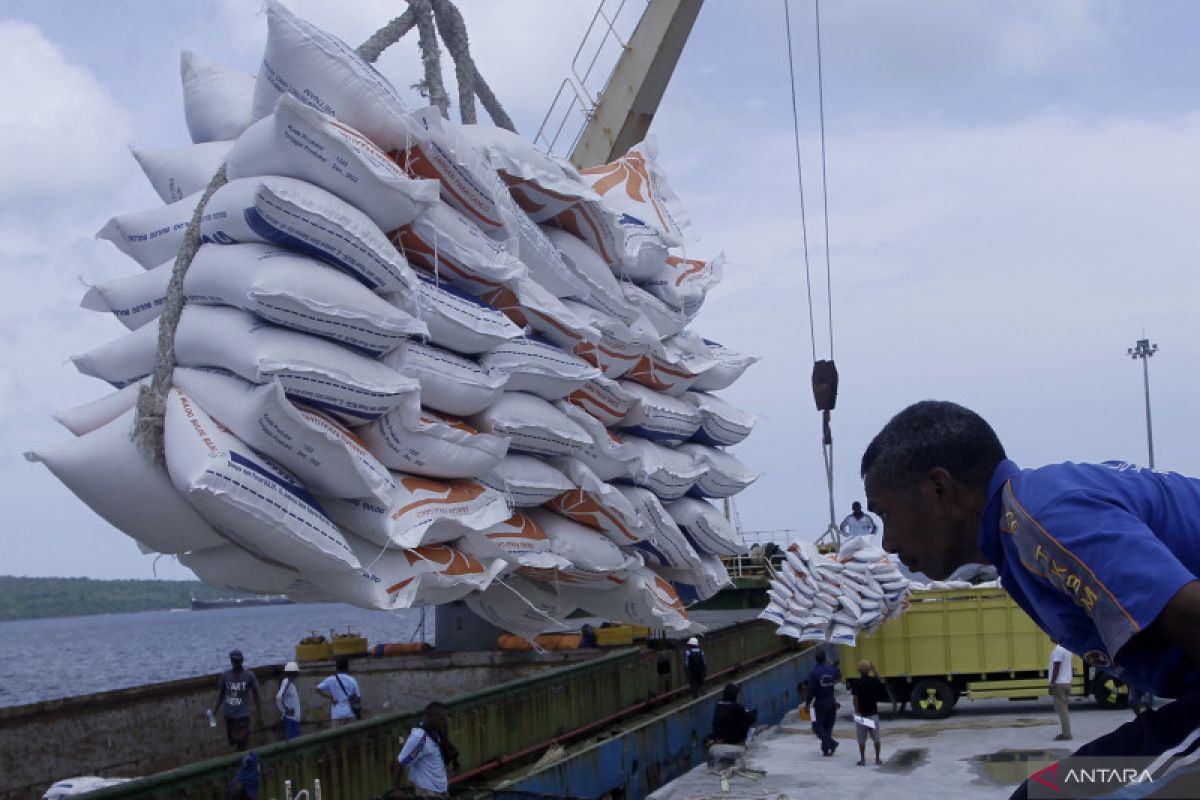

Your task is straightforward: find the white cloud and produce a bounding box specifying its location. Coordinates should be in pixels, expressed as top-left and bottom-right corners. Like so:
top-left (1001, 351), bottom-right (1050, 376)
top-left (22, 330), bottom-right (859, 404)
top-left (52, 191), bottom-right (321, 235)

top-left (0, 22), bottom-right (133, 206)
top-left (822, 0), bottom-right (1114, 81)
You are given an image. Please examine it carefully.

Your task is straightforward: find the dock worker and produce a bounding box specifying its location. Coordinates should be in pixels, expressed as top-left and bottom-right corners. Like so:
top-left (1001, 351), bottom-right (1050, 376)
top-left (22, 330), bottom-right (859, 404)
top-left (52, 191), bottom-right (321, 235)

top-left (839, 501), bottom-right (878, 539)
top-left (848, 660), bottom-right (884, 766)
top-left (226, 751), bottom-right (260, 800)
top-left (213, 649), bottom-right (262, 753)
top-left (861, 400), bottom-right (1200, 798)
top-left (1048, 643), bottom-right (1073, 741)
top-left (393, 701), bottom-right (460, 799)
top-left (275, 661), bottom-right (302, 740)
top-left (804, 648), bottom-right (841, 756)
top-left (316, 655), bottom-right (361, 727)
top-left (683, 636), bottom-right (707, 698)
top-left (711, 682), bottom-right (758, 745)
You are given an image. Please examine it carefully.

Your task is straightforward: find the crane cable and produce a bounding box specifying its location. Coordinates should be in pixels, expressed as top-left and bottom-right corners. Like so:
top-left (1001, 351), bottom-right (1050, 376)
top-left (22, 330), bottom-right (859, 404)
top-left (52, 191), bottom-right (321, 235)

top-left (783, 0), bottom-right (841, 546)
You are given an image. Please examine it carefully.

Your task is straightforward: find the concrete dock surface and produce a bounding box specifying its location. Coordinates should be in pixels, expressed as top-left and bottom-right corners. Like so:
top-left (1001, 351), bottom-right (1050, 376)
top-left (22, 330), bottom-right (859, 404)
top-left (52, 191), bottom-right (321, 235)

top-left (651, 688), bottom-right (1138, 799)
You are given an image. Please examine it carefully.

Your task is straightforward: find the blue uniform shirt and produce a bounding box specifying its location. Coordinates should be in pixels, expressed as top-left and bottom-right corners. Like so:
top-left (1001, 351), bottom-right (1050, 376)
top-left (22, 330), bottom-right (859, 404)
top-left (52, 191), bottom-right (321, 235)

top-left (979, 459), bottom-right (1200, 697)
top-left (806, 663), bottom-right (841, 706)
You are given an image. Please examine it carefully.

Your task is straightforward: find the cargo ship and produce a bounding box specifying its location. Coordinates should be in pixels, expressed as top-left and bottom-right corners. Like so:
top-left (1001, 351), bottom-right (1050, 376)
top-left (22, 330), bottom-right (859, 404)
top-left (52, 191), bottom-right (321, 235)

top-left (189, 595), bottom-right (295, 611)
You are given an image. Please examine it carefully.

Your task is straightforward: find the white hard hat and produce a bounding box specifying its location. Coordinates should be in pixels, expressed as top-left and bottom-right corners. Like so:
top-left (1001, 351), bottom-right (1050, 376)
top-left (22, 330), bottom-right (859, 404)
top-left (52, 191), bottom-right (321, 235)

top-left (687, 637), bottom-right (699, 646)
top-left (284, 661), bottom-right (300, 672)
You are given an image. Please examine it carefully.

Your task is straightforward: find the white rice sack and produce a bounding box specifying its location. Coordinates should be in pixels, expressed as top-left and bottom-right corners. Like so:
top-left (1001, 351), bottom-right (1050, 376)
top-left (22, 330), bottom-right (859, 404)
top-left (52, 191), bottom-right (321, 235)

top-left (25, 409), bottom-right (228, 555)
top-left (480, 455), bottom-right (573, 507)
top-left (617, 485), bottom-right (703, 571)
top-left (608, 215), bottom-right (673, 282)
top-left (759, 602), bottom-right (787, 627)
top-left (640, 253), bottom-right (725, 317)
top-left (132, 140), bottom-right (234, 203)
top-left (52, 382), bottom-right (144, 437)
top-left (331, 536), bottom-right (505, 609)
top-left (80, 266), bottom-right (170, 331)
top-left (83, 243), bottom-right (427, 355)
top-left (617, 382), bottom-right (702, 444)
top-left (545, 457), bottom-right (644, 546)
top-left (480, 338), bottom-right (600, 401)
top-left (470, 392), bottom-right (590, 458)
top-left (785, 549), bottom-right (817, 583)
top-left (799, 624), bottom-right (831, 642)
top-left (479, 276), bottom-right (601, 351)
top-left (229, 94), bottom-right (438, 233)
top-left (528, 508), bottom-right (640, 574)
top-left (182, 50), bottom-right (255, 144)
top-left (499, 200), bottom-right (590, 300)
top-left (542, 226), bottom-right (635, 321)
top-left (459, 125), bottom-right (638, 272)
top-left (829, 623), bottom-right (858, 647)
top-left (616, 435), bottom-right (706, 500)
top-left (383, 340), bottom-right (504, 417)
top-left (564, 377), bottom-right (637, 427)
top-left (252, 0), bottom-right (409, 147)
top-left (393, 201), bottom-right (526, 297)
top-left (768, 587), bottom-right (792, 608)
top-left (180, 544), bottom-right (313, 597)
top-left (676, 444), bottom-right (760, 499)
top-left (458, 124), bottom-right (586, 224)
top-left (562, 301), bottom-right (655, 379)
top-left (561, 411), bottom-right (637, 483)
top-left (163, 387), bottom-right (360, 572)
top-left (681, 391), bottom-right (756, 448)
top-left (577, 137), bottom-right (690, 247)
top-left (360, 406), bottom-right (508, 479)
top-left (838, 590), bottom-right (864, 619)
top-left (73, 305), bottom-right (419, 424)
top-left (624, 339), bottom-right (716, 398)
top-left (457, 512), bottom-right (571, 572)
top-left (394, 106), bottom-right (514, 234)
top-left (324, 475), bottom-right (510, 549)
top-left (689, 339), bottom-right (759, 392)
top-left (386, 272), bottom-right (522, 355)
top-left (96, 176), bottom-right (417, 294)
top-left (665, 497), bottom-right (747, 556)
top-left (560, 565), bottom-right (696, 632)
top-left (461, 125), bottom-right (618, 251)
top-left (660, 554), bottom-right (733, 605)
top-left (173, 367), bottom-right (395, 502)
top-left (622, 282), bottom-right (688, 339)
top-left (464, 574), bottom-right (568, 640)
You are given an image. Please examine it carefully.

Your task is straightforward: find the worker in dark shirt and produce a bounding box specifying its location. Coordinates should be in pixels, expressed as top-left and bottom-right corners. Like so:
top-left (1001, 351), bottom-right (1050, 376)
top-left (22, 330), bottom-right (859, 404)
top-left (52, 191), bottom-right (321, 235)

top-left (711, 683), bottom-right (758, 745)
top-left (804, 648), bottom-right (841, 756)
top-left (847, 660), bottom-right (884, 766)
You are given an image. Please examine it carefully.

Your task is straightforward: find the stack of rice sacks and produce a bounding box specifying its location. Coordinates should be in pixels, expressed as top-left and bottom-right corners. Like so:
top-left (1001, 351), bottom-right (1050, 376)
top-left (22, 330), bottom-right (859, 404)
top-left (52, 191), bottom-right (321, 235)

top-left (26, 1), bottom-right (759, 639)
top-left (759, 537), bottom-right (911, 646)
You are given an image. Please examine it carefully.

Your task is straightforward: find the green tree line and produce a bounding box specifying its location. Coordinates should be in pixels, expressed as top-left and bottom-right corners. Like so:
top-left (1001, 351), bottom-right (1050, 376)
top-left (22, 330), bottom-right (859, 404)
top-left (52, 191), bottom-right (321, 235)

top-left (0, 576), bottom-right (258, 622)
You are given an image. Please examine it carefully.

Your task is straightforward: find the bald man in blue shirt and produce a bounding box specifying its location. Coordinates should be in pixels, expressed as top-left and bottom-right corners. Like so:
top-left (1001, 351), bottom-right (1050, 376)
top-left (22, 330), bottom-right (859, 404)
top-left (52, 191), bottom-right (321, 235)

top-left (862, 401), bottom-right (1200, 799)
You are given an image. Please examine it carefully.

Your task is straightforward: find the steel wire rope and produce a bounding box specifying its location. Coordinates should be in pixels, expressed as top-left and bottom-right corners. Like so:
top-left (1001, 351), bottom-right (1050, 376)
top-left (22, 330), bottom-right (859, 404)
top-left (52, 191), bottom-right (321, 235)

top-left (814, 0), bottom-right (835, 358)
top-left (782, 0), bottom-right (819, 366)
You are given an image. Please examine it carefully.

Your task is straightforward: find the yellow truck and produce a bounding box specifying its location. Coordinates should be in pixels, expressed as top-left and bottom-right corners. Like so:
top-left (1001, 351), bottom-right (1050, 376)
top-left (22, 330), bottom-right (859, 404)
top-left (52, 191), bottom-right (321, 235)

top-left (838, 586), bottom-right (1129, 718)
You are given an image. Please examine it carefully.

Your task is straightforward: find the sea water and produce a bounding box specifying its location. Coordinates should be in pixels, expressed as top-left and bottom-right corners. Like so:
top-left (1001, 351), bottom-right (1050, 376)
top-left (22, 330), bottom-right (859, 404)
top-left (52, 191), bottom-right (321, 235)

top-left (0, 603), bottom-right (429, 707)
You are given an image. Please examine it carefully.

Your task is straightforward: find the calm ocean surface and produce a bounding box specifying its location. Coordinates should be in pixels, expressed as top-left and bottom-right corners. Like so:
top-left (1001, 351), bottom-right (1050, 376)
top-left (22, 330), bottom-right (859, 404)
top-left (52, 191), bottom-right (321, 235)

top-left (0, 603), bottom-right (430, 708)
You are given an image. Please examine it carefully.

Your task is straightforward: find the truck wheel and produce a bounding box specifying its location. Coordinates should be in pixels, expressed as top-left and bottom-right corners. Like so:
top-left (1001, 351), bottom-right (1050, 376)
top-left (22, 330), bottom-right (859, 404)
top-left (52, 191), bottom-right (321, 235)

top-left (910, 678), bottom-right (954, 719)
top-left (1093, 673), bottom-right (1130, 709)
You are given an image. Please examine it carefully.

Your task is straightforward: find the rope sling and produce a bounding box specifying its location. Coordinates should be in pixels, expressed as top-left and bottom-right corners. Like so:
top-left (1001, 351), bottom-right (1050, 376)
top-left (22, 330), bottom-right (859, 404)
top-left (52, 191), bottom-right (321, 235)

top-left (133, 0), bottom-right (513, 463)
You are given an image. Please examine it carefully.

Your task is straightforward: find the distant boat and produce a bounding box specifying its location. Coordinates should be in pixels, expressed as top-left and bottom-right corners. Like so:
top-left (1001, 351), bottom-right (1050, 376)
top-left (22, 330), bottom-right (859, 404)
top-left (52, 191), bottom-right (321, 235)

top-left (190, 595), bottom-right (294, 611)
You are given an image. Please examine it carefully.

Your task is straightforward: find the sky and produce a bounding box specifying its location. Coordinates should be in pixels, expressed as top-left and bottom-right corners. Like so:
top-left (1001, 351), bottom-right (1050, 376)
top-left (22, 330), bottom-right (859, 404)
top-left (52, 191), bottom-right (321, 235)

top-left (2, 0), bottom-right (1199, 580)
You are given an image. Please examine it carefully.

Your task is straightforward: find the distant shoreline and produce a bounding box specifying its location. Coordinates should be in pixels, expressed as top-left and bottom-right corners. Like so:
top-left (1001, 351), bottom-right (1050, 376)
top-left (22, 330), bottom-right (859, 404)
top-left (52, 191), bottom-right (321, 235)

top-left (0, 575), bottom-right (261, 623)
